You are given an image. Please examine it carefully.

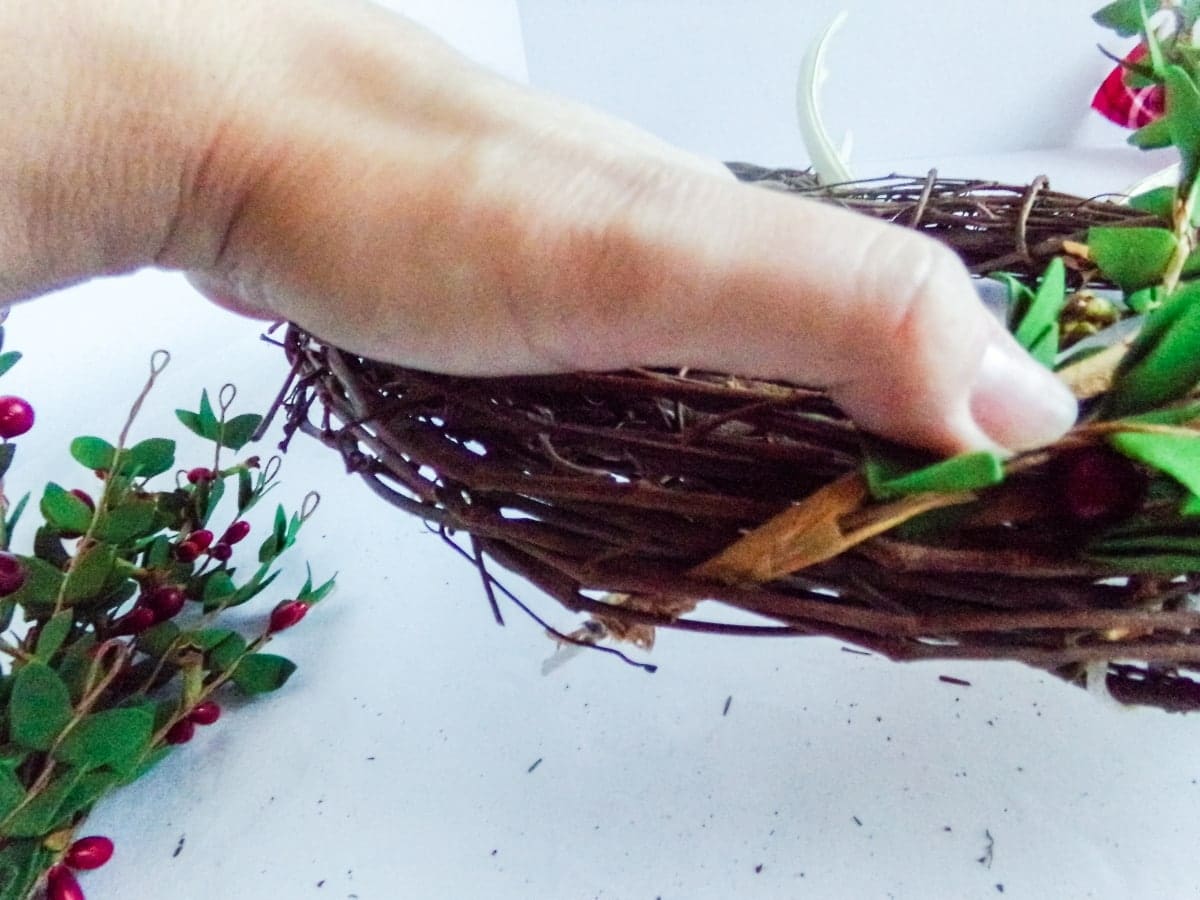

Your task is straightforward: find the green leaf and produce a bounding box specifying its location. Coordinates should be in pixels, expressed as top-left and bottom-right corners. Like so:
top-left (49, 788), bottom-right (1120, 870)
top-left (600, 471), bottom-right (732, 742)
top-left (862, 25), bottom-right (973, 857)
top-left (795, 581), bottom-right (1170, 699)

top-left (1126, 285), bottom-right (1163, 314)
top-left (54, 707), bottom-right (154, 771)
top-left (0, 839), bottom-right (53, 900)
top-left (95, 498), bottom-right (159, 543)
top-left (144, 534), bottom-right (171, 568)
top-left (207, 631), bottom-right (249, 672)
top-left (259, 504), bottom-right (289, 563)
top-left (33, 525), bottom-right (69, 570)
top-left (1123, 401), bottom-right (1200, 426)
top-left (0, 756), bottom-right (25, 821)
top-left (864, 442), bottom-right (1005, 501)
top-left (1102, 281), bottom-right (1200, 417)
top-left (1087, 226), bottom-right (1177, 292)
top-left (188, 627), bottom-right (237, 652)
top-left (63, 542), bottom-right (116, 604)
top-left (35, 611), bottom-right (72, 660)
top-left (1111, 431), bottom-right (1200, 500)
top-left (298, 565), bottom-right (336, 605)
top-left (1129, 117), bottom-right (1173, 150)
top-left (237, 468), bottom-right (254, 512)
top-left (39, 482), bottom-right (92, 535)
top-left (1165, 65), bottom-right (1200, 195)
top-left (56, 768), bottom-right (122, 820)
top-left (220, 413), bottom-right (262, 451)
top-left (9, 662), bottom-right (73, 751)
top-left (199, 390), bottom-right (219, 436)
top-left (56, 634), bottom-right (97, 703)
top-left (136, 621), bottom-right (182, 658)
top-left (3, 491), bottom-right (28, 546)
top-left (1093, 0), bottom-right (1148, 35)
top-left (69, 436), bottom-right (116, 471)
top-left (0, 351), bottom-right (22, 380)
top-left (3, 766), bottom-right (87, 838)
top-left (124, 437), bottom-right (176, 479)
top-left (1129, 185), bottom-right (1176, 220)
top-left (230, 565), bottom-right (280, 607)
top-left (201, 570), bottom-right (236, 610)
top-left (231, 653), bottom-right (297, 695)
top-left (175, 409), bottom-right (204, 438)
top-left (990, 272), bottom-right (1034, 331)
top-left (5, 556), bottom-right (64, 616)
top-left (1012, 258), bottom-right (1066, 366)
top-left (128, 746), bottom-right (172, 783)
top-left (201, 475), bottom-right (225, 524)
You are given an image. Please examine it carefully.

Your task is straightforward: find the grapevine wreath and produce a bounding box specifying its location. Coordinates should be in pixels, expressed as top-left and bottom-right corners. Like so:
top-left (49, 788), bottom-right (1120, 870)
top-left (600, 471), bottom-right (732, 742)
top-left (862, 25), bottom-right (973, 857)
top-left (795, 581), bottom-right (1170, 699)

top-left (274, 2), bottom-right (1200, 715)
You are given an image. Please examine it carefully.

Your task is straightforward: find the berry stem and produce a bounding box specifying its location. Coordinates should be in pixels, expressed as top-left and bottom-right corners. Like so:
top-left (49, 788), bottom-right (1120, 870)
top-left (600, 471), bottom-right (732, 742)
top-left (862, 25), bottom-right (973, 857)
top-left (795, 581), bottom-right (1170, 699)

top-left (51, 353), bottom-right (172, 617)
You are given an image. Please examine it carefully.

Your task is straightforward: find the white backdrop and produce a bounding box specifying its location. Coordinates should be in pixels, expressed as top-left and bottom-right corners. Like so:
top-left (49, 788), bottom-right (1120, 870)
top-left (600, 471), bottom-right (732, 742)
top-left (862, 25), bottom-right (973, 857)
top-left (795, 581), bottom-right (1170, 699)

top-left (518, 0), bottom-right (1132, 168)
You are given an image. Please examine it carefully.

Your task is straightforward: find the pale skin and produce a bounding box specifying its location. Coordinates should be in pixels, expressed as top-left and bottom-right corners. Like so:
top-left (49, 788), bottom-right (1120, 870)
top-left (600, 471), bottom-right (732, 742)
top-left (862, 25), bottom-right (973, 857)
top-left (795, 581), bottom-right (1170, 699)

top-left (2, 0), bottom-right (1077, 454)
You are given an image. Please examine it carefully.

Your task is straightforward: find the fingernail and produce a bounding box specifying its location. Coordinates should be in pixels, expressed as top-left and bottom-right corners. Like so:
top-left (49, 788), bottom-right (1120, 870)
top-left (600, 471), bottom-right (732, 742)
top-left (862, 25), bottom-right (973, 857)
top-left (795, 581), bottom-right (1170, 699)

top-left (969, 342), bottom-right (1078, 451)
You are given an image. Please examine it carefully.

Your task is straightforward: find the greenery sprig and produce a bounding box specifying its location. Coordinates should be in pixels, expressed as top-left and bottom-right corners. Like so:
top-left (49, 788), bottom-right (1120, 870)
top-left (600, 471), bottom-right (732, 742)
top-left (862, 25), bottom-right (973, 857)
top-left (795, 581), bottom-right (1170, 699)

top-left (0, 339), bottom-right (333, 900)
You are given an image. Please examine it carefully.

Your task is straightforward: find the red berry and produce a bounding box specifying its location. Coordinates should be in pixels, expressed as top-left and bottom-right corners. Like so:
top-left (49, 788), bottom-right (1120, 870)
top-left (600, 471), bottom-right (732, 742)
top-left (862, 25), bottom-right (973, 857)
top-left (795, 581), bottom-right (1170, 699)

top-left (0, 396), bottom-right (33, 439)
top-left (112, 606), bottom-right (157, 637)
top-left (165, 719), bottom-right (196, 745)
top-left (209, 542), bottom-right (233, 562)
top-left (268, 600), bottom-right (308, 634)
top-left (189, 700), bottom-right (222, 726)
top-left (146, 586), bottom-right (185, 621)
top-left (64, 835), bottom-right (114, 871)
top-left (187, 529), bottom-right (214, 551)
top-left (1056, 448), bottom-right (1146, 524)
top-left (46, 865), bottom-right (84, 900)
top-left (68, 489), bottom-right (96, 512)
top-left (221, 520), bottom-right (251, 545)
top-left (174, 541), bottom-right (202, 564)
top-left (0, 552), bottom-right (25, 596)
top-left (186, 467), bottom-right (214, 484)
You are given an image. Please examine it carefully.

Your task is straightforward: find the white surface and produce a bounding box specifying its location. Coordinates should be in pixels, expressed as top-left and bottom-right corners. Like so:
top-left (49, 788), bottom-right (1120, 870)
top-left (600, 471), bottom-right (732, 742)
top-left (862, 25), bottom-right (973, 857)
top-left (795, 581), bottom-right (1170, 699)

top-left (12, 6), bottom-right (1200, 900)
top-left (518, 0), bottom-right (1137, 167)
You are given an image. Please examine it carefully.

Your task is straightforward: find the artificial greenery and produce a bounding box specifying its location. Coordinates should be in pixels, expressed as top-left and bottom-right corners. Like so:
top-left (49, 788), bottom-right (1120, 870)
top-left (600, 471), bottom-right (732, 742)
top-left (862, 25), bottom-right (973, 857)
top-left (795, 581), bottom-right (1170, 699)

top-left (0, 345), bottom-right (332, 899)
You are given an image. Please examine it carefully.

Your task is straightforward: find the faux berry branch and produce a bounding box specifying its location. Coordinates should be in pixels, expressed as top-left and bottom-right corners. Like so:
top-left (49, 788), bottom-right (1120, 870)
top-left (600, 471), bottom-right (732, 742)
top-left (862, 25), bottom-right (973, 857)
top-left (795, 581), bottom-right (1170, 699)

top-left (0, 339), bottom-right (333, 900)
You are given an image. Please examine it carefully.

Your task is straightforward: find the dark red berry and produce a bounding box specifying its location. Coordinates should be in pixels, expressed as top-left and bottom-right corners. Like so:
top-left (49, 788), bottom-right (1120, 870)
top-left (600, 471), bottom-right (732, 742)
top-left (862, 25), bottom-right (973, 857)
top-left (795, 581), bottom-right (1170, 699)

top-left (221, 520), bottom-right (251, 545)
top-left (0, 552), bottom-right (26, 596)
top-left (68, 489), bottom-right (96, 512)
top-left (268, 600), bottom-right (308, 634)
top-left (186, 467), bottom-right (214, 484)
top-left (189, 700), bottom-right (222, 726)
top-left (112, 606), bottom-right (156, 637)
top-left (0, 396), bottom-right (33, 439)
top-left (174, 541), bottom-right (202, 564)
top-left (64, 835), bottom-right (114, 871)
top-left (146, 586), bottom-right (186, 621)
top-left (46, 865), bottom-right (84, 900)
top-left (209, 542), bottom-right (233, 562)
top-left (165, 719), bottom-right (196, 745)
top-left (1056, 447), bottom-right (1147, 524)
top-left (187, 529), bottom-right (214, 551)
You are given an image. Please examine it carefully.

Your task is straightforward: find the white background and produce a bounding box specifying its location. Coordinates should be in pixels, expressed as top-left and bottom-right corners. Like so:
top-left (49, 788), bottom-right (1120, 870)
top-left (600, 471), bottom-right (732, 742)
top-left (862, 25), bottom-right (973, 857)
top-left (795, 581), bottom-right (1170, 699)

top-left (12, 3), bottom-right (1198, 900)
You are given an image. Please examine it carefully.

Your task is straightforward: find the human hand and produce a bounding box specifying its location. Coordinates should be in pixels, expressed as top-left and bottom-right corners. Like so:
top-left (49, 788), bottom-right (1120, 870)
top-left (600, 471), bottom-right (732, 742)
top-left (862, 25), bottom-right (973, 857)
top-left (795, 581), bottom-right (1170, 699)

top-left (0, 0), bottom-right (1076, 454)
